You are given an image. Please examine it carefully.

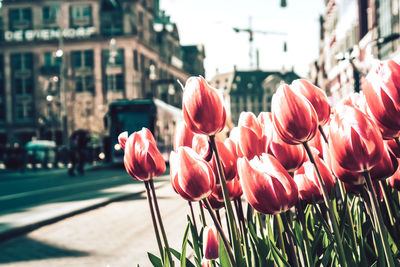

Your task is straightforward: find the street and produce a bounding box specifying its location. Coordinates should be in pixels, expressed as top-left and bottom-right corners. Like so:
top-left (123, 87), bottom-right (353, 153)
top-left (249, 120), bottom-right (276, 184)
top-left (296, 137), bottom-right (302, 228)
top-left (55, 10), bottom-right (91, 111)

top-left (0, 165), bottom-right (201, 266)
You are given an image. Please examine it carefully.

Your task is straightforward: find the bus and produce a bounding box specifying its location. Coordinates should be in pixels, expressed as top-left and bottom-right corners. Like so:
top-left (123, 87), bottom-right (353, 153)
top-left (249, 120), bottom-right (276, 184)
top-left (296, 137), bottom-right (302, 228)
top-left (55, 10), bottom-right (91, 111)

top-left (105, 98), bottom-right (182, 163)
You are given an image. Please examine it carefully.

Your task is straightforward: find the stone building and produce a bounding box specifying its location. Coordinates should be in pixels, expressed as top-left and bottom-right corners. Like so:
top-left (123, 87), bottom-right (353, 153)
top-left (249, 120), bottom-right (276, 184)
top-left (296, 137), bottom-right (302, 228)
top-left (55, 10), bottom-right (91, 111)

top-left (209, 69), bottom-right (300, 127)
top-left (0, 0), bottom-right (204, 146)
top-left (311, 0), bottom-right (400, 104)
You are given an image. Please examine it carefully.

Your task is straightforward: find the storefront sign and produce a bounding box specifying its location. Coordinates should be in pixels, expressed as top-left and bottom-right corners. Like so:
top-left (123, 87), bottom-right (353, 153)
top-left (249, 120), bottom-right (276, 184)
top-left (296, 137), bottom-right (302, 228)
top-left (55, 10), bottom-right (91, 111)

top-left (4, 27), bottom-right (96, 42)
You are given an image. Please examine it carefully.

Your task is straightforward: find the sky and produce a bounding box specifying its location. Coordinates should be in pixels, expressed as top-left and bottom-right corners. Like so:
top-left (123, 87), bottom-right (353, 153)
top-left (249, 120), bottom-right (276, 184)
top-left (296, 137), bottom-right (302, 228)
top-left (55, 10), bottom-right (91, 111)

top-left (160, 0), bottom-right (325, 79)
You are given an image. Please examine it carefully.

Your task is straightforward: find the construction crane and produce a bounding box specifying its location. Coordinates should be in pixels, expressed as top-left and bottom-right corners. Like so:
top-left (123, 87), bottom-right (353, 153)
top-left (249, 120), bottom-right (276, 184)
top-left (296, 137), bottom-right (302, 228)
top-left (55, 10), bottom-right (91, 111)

top-left (233, 17), bottom-right (287, 69)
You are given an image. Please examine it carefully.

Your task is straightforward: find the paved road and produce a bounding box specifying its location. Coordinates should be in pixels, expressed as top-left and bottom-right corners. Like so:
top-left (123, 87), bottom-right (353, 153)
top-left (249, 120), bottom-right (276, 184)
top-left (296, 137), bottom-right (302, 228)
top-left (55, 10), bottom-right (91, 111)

top-left (0, 183), bottom-right (203, 267)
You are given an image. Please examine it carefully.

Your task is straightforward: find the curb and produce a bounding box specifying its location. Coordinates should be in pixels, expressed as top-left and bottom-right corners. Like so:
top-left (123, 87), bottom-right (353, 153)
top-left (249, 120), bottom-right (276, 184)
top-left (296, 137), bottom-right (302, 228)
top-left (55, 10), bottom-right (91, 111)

top-left (0, 180), bottom-right (169, 242)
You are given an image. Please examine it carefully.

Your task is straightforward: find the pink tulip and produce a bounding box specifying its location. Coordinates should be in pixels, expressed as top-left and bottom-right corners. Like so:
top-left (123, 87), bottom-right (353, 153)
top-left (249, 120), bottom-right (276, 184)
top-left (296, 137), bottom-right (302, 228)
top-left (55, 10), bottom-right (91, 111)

top-left (212, 176), bottom-right (242, 201)
top-left (363, 60), bottom-right (400, 138)
top-left (272, 83), bottom-right (318, 145)
top-left (169, 147), bottom-right (215, 201)
top-left (294, 159), bottom-right (336, 204)
top-left (238, 112), bottom-right (267, 160)
top-left (192, 134), bottom-right (213, 161)
top-left (203, 226), bottom-right (219, 260)
top-left (124, 128), bottom-right (166, 181)
top-left (388, 161), bottom-right (400, 191)
top-left (183, 76), bottom-right (226, 135)
top-left (118, 131), bottom-right (128, 151)
top-left (292, 79), bottom-right (331, 126)
top-left (386, 139), bottom-right (400, 158)
top-left (369, 144), bottom-right (398, 180)
top-left (238, 153), bottom-right (298, 214)
top-left (204, 193), bottom-right (225, 210)
top-left (328, 104), bottom-right (384, 172)
top-left (210, 138), bottom-right (237, 181)
top-left (174, 121), bottom-right (194, 150)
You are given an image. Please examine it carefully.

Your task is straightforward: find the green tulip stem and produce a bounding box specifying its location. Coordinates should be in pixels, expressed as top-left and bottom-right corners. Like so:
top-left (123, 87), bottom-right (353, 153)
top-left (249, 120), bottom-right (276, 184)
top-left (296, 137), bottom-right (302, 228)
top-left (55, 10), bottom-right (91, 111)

top-left (378, 181), bottom-right (395, 226)
top-left (274, 214), bottom-right (287, 259)
top-left (203, 198), bottom-right (236, 267)
top-left (144, 181), bottom-right (164, 262)
top-left (199, 201), bottom-right (207, 227)
top-left (296, 201), bottom-right (312, 267)
top-left (281, 212), bottom-right (300, 267)
top-left (364, 171), bottom-right (395, 267)
top-left (210, 135), bottom-right (244, 266)
top-left (236, 199), bottom-right (251, 267)
top-left (188, 201), bottom-right (198, 234)
top-left (303, 142), bottom-right (348, 267)
top-left (318, 125), bottom-right (328, 144)
top-left (149, 178), bottom-right (173, 266)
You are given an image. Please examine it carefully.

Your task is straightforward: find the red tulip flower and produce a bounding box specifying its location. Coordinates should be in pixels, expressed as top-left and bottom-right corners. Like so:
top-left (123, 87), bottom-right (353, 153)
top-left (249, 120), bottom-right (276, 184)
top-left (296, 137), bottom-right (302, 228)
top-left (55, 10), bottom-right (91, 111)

top-left (192, 134), bottom-right (213, 161)
top-left (328, 104), bottom-right (385, 172)
top-left (294, 159), bottom-right (336, 204)
top-left (237, 153), bottom-right (298, 214)
top-left (204, 193), bottom-right (225, 210)
top-left (388, 161), bottom-right (400, 191)
top-left (118, 131), bottom-right (128, 151)
top-left (363, 60), bottom-right (400, 138)
top-left (123, 128), bottom-right (166, 181)
top-left (238, 112), bottom-right (267, 160)
top-left (292, 79), bottom-right (331, 126)
top-left (209, 138), bottom-right (237, 181)
top-left (272, 83), bottom-right (318, 145)
top-left (386, 139), bottom-right (400, 158)
top-left (212, 176), bottom-right (242, 201)
top-left (183, 76), bottom-right (226, 135)
top-left (370, 145), bottom-right (399, 180)
top-left (169, 147), bottom-right (215, 201)
top-left (201, 258), bottom-right (211, 267)
top-left (174, 121), bottom-right (194, 150)
top-left (203, 226), bottom-right (219, 260)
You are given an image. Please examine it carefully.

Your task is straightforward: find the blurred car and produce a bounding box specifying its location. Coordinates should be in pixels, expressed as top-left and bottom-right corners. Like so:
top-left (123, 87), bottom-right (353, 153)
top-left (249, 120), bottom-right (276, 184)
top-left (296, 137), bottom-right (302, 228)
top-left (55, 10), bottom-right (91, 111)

top-left (25, 140), bottom-right (57, 164)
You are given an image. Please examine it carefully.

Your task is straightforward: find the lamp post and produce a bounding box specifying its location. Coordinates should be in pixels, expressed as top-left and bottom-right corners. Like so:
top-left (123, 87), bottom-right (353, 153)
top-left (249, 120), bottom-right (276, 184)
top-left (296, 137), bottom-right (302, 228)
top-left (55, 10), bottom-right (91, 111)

top-left (56, 42), bottom-right (68, 146)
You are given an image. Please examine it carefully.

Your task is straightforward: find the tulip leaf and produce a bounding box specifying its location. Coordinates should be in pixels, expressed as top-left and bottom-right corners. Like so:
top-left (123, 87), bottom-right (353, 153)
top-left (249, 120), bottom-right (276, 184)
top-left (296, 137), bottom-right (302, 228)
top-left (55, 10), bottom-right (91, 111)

top-left (320, 241), bottom-right (335, 267)
top-left (180, 222), bottom-right (191, 267)
top-left (187, 216), bottom-right (202, 265)
top-left (147, 252), bottom-right (163, 267)
top-left (268, 236), bottom-right (290, 267)
top-left (169, 248), bottom-right (196, 267)
top-left (218, 235), bottom-right (230, 267)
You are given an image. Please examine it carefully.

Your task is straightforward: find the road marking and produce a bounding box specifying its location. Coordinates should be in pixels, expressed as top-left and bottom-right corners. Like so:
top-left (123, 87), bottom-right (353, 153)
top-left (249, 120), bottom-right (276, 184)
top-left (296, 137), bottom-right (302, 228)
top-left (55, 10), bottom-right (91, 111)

top-left (0, 174), bottom-right (129, 201)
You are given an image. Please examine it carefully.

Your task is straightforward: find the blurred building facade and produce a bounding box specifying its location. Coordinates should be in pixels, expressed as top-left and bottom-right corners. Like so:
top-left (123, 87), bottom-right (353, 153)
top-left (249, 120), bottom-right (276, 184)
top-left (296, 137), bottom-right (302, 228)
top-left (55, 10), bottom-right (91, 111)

top-left (0, 0), bottom-right (205, 146)
top-left (209, 69), bottom-right (299, 127)
top-left (311, 0), bottom-right (400, 104)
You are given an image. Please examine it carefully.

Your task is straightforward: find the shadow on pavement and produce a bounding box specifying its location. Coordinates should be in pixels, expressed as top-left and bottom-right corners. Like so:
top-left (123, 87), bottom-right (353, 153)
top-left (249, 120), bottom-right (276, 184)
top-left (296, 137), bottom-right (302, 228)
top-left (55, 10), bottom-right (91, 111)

top-left (0, 235), bottom-right (89, 263)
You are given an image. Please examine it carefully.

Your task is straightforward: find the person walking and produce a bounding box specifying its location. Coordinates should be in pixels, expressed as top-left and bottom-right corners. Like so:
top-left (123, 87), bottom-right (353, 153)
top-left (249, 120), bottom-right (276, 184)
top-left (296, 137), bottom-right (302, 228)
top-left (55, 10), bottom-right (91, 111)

top-left (68, 130), bottom-right (90, 176)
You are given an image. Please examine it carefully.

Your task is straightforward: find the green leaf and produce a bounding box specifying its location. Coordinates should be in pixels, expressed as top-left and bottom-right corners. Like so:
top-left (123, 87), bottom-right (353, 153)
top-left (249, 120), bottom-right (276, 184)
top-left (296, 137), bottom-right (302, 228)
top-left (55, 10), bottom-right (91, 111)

top-left (219, 235), bottom-right (231, 267)
top-left (268, 237), bottom-right (290, 267)
top-left (188, 216), bottom-right (202, 265)
top-left (180, 222), bottom-right (191, 267)
top-left (148, 252), bottom-right (163, 267)
top-left (321, 240), bottom-right (335, 267)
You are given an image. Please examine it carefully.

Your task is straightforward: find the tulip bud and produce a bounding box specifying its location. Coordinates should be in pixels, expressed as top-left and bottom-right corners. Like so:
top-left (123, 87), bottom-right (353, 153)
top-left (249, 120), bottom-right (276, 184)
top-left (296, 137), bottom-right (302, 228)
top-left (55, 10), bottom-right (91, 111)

top-left (203, 226), bottom-right (219, 260)
top-left (238, 112), bottom-right (267, 160)
top-left (238, 153), bottom-right (298, 214)
top-left (212, 176), bottom-right (242, 201)
top-left (209, 138), bottom-right (237, 181)
top-left (369, 144), bottom-right (398, 180)
top-left (386, 139), bottom-right (400, 158)
top-left (201, 258), bottom-right (211, 267)
top-left (183, 76), bottom-right (226, 135)
top-left (192, 134), bottom-right (213, 161)
top-left (174, 121), bottom-right (194, 150)
top-left (203, 193), bottom-right (225, 210)
top-left (329, 104), bottom-right (385, 172)
top-left (272, 83), bottom-right (318, 145)
top-left (118, 131), bottom-right (128, 151)
top-left (124, 128), bottom-right (166, 181)
top-left (388, 162), bottom-right (400, 191)
top-left (169, 147), bottom-right (215, 201)
top-left (363, 60), bottom-right (400, 138)
top-left (291, 79), bottom-right (331, 126)
top-left (294, 159), bottom-right (336, 204)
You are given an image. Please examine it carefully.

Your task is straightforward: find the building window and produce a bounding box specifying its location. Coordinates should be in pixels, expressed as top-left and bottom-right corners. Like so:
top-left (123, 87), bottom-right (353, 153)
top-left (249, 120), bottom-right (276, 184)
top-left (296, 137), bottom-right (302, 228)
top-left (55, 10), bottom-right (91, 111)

top-left (9, 8), bottom-right (32, 30)
top-left (75, 75), bottom-right (94, 94)
top-left (0, 55), bottom-right (4, 121)
top-left (43, 6), bottom-right (58, 24)
top-left (15, 77), bottom-right (33, 95)
top-left (15, 100), bottom-right (33, 121)
top-left (106, 73), bottom-right (124, 92)
top-left (11, 53), bottom-right (33, 73)
top-left (71, 5), bottom-right (92, 27)
top-left (71, 50), bottom-right (94, 69)
top-left (133, 50), bottom-right (139, 71)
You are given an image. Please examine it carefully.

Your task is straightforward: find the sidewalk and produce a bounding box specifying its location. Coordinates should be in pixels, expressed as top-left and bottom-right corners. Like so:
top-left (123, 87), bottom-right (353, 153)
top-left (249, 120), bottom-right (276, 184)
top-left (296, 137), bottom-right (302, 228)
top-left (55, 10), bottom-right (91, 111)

top-left (0, 172), bottom-right (170, 242)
